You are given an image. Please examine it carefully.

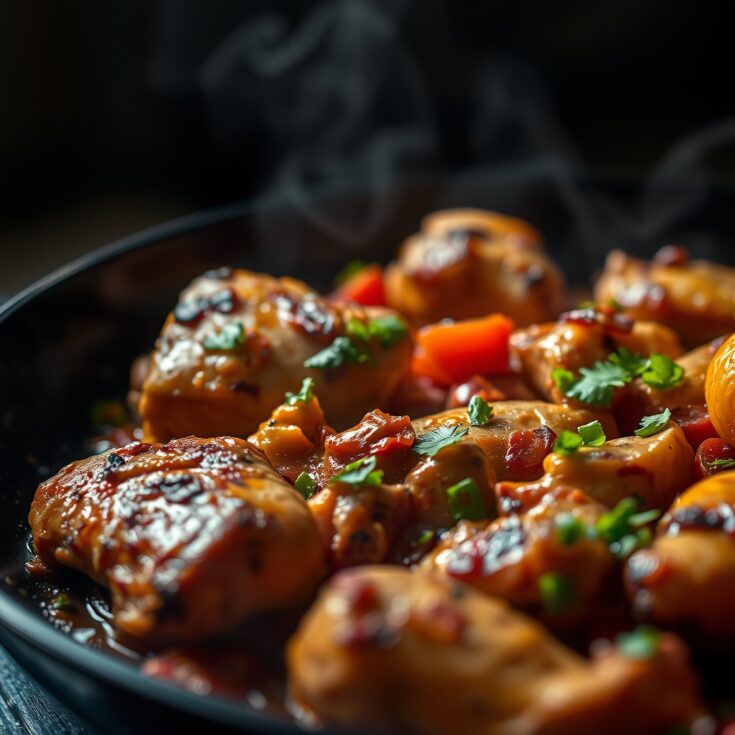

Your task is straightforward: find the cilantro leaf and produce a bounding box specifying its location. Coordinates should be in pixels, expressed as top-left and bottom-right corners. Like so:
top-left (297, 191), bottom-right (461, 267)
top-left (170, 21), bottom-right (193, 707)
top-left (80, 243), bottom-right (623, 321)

top-left (634, 407), bottom-right (671, 438)
top-left (468, 395), bottom-right (493, 426)
top-left (595, 497), bottom-right (660, 559)
top-left (539, 572), bottom-right (577, 614)
top-left (554, 430), bottom-right (583, 456)
top-left (446, 478), bottom-right (488, 522)
top-left (616, 626), bottom-right (662, 660)
top-left (609, 346), bottom-right (648, 376)
top-left (565, 360), bottom-right (631, 408)
top-left (551, 367), bottom-right (576, 395)
top-left (304, 336), bottom-right (368, 369)
top-left (641, 353), bottom-right (684, 389)
top-left (285, 377), bottom-right (315, 406)
top-left (294, 471), bottom-right (317, 499)
top-left (330, 456), bottom-right (384, 488)
top-left (414, 424), bottom-right (469, 457)
top-left (203, 321), bottom-right (245, 351)
top-left (347, 315), bottom-right (408, 348)
top-left (577, 419), bottom-right (606, 447)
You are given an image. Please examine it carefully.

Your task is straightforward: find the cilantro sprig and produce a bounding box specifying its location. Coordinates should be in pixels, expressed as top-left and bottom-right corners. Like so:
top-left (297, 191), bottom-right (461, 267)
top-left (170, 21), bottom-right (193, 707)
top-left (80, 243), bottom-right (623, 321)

top-left (552, 349), bottom-right (684, 408)
top-left (414, 424), bottom-right (469, 457)
top-left (634, 408), bottom-right (671, 438)
top-left (304, 336), bottom-right (369, 369)
top-left (285, 377), bottom-right (315, 406)
top-left (347, 315), bottom-right (408, 348)
top-left (330, 456), bottom-right (384, 488)
top-left (203, 321), bottom-right (245, 351)
top-left (468, 395), bottom-right (493, 426)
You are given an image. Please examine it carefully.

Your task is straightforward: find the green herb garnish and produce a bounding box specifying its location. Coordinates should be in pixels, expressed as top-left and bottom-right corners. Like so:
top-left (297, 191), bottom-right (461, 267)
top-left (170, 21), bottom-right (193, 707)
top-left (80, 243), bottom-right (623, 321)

top-left (468, 395), bottom-right (493, 427)
top-left (330, 456), bottom-right (384, 488)
top-left (294, 471), bottom-right (317, 499)
top-left (360, 315), bottom-right (408, 348)
top-left (539, 573), bottom-right (577, 614)
top-left (565, 361), bottom-right (631, 408)
top-left (554, 430), bottom-right (583, 456)
top-left (285, 377), bottom-right (315, 406)
top-left (304, 336), bottom-right (368, 369)
top-left (50, 592), bottom-right (76, 612)
top-left (595, 498), bottom-right (660, 559)
top-left (551, 367), bottom-right (577, 395)
top-left (414, 424), bottom-right (469, 457)
top-left (203, 321), bottom-right (245, 350)
top-left (577, 419), bottom-right (607, 447)
top-left (616, 625), bottom-right (662, 659)
top-left (708, 458), bottom-right (735, 470)
top-left (609, 346), bottom-right (648, 376)
top-left (416, 529), bottom-right (436, 545)
top-left (446, 478), bottom-right (488, 522)
top-left (641, 353), bottom-right (685, 389)
top-left (555, 513), bottom-right (589, 546)
top-left (634, 407), bottom-right (672, 438)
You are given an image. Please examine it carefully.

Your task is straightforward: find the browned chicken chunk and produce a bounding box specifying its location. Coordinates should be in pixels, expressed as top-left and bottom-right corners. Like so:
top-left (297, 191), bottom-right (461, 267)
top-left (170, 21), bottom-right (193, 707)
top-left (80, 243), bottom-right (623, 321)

top-left (384, 208), bottom-right (565, 328)
top-left (595, 246), bottom-right (735, 348)
top-left (626, 470), bottom-right (735, 641)
top-left (28, 437), bottom-right (325, 644)
top-left (139, 269), bottom-right (411, 441)
top-left (288, 566), bottom-right (701, 735)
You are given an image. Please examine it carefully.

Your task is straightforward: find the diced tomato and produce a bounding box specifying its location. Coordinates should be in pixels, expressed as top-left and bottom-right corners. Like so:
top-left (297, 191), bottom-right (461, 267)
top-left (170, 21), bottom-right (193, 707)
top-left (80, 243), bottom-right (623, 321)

top-left (504, 425), bottom-right (557, 480)
top-left (694, 437), bottom-right (735, 479)
top-left (670, 406), bottom-right (719, 450)
top-left (331, 265), bottom-right (387, 306)
top-left (413, 314), bottom-right (515, 386)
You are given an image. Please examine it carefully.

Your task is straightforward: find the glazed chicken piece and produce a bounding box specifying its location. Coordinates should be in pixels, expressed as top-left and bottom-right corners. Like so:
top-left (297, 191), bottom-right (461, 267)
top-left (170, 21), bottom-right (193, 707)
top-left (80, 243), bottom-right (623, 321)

top-left (497, 424), bottom-right (695, 512)
top-left (28, 437), bottom-right (325, 644)
top-left (509, 306), bottom-right (683, 405)
top-left (626, 470), bottom-right (735, 641)
top-left (422, 487), bottom-right (615, 625)
top-left (412, 401), bottom-right (618, 482)
top-left (139, 268), bottom-right (412, 441)
top-left (594, 246), bottom-right (735, 348)
top-left (705, 331), bottom-right (735, 446)
top-left (384, 208), bottom-right (565, 328)
top-left (288, 566), bottom-right (701, 735)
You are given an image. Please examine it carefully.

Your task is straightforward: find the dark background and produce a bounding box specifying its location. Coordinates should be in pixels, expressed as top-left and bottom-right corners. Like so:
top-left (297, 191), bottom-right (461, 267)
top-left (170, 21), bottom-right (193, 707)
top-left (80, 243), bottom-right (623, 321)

top-left (2, 0), bottom-right (735, 296)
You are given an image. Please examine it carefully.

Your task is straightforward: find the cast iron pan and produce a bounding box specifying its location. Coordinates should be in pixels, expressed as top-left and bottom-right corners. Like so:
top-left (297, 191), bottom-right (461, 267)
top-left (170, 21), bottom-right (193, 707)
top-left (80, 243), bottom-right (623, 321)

top-left (1, 171), bottom-right (734, 734)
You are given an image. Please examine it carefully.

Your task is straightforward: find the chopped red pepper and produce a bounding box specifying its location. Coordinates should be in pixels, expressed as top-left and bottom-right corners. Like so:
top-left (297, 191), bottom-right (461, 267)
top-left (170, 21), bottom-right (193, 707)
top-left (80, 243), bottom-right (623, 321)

top-left (504, 425), bottom-right (557, 480)
top-left (330, 265), bottom-right (387, 307)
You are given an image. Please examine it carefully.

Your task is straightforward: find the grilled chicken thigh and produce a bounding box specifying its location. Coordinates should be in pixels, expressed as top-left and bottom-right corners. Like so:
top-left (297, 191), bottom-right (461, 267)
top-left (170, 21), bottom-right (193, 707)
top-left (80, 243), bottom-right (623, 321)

top-left (139, 269), bottom-right (411, 441)
top-left (385, 208), bottom-right (565, 328)
top-left (288, 566), bottom-right (700, 735)
top-left (28, 436), bottom-right (325, 644)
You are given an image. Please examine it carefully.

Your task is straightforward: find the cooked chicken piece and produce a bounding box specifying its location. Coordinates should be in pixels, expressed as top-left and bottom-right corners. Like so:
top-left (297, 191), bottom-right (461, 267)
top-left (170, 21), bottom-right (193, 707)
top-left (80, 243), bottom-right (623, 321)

top-left (384, 208), bottom-right (565, 328)
top-left (509, 308), bottom-right (682, 405)
top-left (626, 470), bottom-right (735, 641)
top-left (288, 566), bottom-right (701, 735)
top-left (705, 332), bottom-right (735, 446)
top-left (497, 424), bottom-right (694, 512)
top-left (422, 487), bottom-right (614, 625)
top-left (28, 437), bottom-right (325, 644)
top-left (412, 402), bottom-right (618, 482)
top-left (139, 269), bottom-right (412, 441)
top-left (617, 342), bottom-right (714, 434)
top-left (595, 247), bottom-right (735, 348)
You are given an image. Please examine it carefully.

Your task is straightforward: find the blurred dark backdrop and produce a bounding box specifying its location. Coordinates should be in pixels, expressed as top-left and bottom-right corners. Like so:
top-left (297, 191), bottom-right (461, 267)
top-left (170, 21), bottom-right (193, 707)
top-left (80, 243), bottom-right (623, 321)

top-left (2, 0), bottom-right (734, 295)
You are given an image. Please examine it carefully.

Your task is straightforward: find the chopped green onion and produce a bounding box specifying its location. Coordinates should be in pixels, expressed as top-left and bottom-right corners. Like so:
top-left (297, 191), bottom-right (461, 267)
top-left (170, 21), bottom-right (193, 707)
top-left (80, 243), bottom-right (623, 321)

top-left (294, 472), bottom-right (317, 499)
top-left (416, 529), bottom-right (436, 546)
top-left (634, 407), bottom-right (672, 438)
top-left (555, 513), bottom-right (589, 546)
top-left (285, 377), bottom-right (315, 406)
top-left (446, 478), bottom-right (488, 522)
top-left (553, 430), bottom-right (583, 456)
top-left (577, 419), bottom-right (606, 447)
top-left (414, 424), bottom-right (469, 457)
top-left (203, 321), bottom-right (245, 350)
top-left (468, 395), bottom-right (493, 427)
top-left (330, 456), bottom-right (384, 488)
top-left (708, 458), bottom-right (735, 470)
top-left (595, 498), bottom-right (660, 559)
top-left (616, 625), bottom-right (662, 659)
top-left (538, 573), bottom-right (577, 614)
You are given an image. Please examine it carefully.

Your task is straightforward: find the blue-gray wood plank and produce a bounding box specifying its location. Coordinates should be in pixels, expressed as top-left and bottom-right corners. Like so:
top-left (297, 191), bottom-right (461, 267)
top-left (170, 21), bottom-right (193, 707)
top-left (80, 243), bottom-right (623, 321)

top-left (0, 646), bottom-right (94, 734)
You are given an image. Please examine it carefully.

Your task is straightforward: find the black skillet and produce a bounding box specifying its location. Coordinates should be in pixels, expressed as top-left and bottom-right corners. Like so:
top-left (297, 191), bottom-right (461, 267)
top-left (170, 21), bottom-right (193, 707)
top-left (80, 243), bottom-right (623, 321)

top-left (1, 170), bottom-right (734, 734)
